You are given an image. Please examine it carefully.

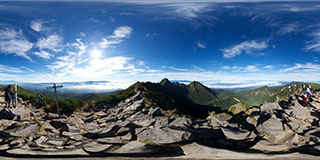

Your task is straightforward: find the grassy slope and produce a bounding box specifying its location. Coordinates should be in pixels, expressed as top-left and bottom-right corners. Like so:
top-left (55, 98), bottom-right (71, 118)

top-left (236, 82), bottom-right (320, 108)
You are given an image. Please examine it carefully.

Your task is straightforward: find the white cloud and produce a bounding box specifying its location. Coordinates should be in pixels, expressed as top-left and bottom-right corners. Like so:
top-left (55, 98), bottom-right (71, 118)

top-left (0, 28), bottom-right (33, 60)
top-left (80, 32), bottom-right (86, 37)
top-left (264, 65), bottom-right (274, 69)
top-left (30, 20), bottom-right (44, 32)
top-left (20, 66), bottom-right (35, 73)
top-left (99, 26), bottom-right (133, 48)
top-left (280, 63), bottom-right (320, 72)
top-left (221, 66), bottom-right (231, 70)
top-left (305, 31), bottom-right (320, 53)
top-left (36, 33), bottom-right (64, 52)
top-left (0, 64), bottom-right (23, 73)
top-left (197, 42), bottom-right (206, 48)
top-left (145, 32), bottom-right (157, 38)
top-left (108, 26), bottom-right (133, 39)
top-left (191, 64), bottom-right (206, 71)
top-left (162, 66), bottom-right (191, 72)
top-left (222, 40), bottom-right (268, 58)
top-left (245, 65), bottom-right (259, 72)
top-left (33, 50), bottom-right (54, 59)
top-left (278, 23), bottom-right (299, 35)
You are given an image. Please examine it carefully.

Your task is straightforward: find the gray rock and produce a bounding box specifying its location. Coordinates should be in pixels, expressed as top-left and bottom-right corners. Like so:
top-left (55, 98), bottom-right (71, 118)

top-left (123, 99), bottom-right (144, 112)
top-left (98, 124), bottom-right (120, 138)
top-left (97, 137), bottom-right (123, 144)
top-left (9, 139), bottom-right (24, 148)
top-left (117, 127), bottom-right (130, 136)
top-left (82, 142), bottom-right (113, 153)
top-left (129, 112), bottom-right (155, 127)
top-left (0, 144), bottom-right (9, 151)
top-left (84, 122), bottom-right (100, 133)
top-left (1, 124), bottom-right (39, 138)
top-left (0, 120), bottom-right (17, 130)
top-left (246, 115), bottom-right (258, 127)
top-left (137, 126), bottom-right (192, 145)
top-left (221, 127), bottom-right (252, 141)
top-left (257, 116), bottom-right (286, 142)
top-left (62, 131), bottom-right (83, 141)
top-left (291, 104), bottom-right (312, 120)
top-left (0, 108), bottom-right (29, 120)
top-left (170, 117), bottom-right (192, 127)
top-left (113, 141), bottom-right (160, 154)
top-left (46, 140), bottom-right (64, 146)
top-left (260, 103), bottom-right (280, 112)
top-left (49, 119), bottom-right (69, 132)
top-left (34, 136), bottom-right (48, 145)
top-left (154, 117), bottom-right (171, 127)
top-left (7, 148), bottom-right (89, 156)
top-left (148, 107), bottom-right (164, 117)
top-left (44, 112), bottom-right (59, 120)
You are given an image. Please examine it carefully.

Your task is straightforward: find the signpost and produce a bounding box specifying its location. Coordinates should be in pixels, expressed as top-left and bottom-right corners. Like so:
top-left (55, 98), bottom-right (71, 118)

top-left (47, 84), bottom-right (63, 116)
top-left (15, 83), bottom-right (18, 108)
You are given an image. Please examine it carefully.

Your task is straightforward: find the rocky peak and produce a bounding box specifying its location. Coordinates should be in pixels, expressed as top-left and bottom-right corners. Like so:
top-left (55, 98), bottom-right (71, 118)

top-left (160, 78), bottom-right (172, 86)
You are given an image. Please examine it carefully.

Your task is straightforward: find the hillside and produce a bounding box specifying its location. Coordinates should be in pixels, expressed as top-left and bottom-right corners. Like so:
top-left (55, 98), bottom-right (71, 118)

top-left (236, 82), bottom-right (320, 107)
top-left (93, 79), bottom-right (320, 117)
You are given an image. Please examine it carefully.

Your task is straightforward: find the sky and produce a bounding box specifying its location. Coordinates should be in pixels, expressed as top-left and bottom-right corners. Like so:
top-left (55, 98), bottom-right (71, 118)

top-left (0, 0), bottom-right (320, 89)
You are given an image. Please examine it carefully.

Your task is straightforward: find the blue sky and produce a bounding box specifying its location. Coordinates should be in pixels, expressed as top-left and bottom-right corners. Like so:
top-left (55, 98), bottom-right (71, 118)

top-left (0, 0), bottom-right (320, 89)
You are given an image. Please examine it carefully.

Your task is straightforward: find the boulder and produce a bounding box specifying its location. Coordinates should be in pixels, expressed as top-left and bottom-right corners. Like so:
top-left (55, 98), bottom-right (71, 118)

top-left (148, 107), bottom-right (164, 117)
top-left (291, 104), bottom-right (312, 120)
top-left (7, 148), bottom-right (89, 156)
top-left (0, 124), bottom-right (39, 138)
top-left (97, 137), bottom-right (123, 144)
top-left (98, 124), bottom-right (120, 138)
top-left (123, 99), bottom-right (144, 112)
top-left (128, 112), bottom-right (155, 127)
top-left (44, 113), bottom-right (59, 120)
top-left (170, 117), bottom-right (192, 127)
top-left (113, 141), bottom-right (160, 154)
top-left (82, 142), bottom-right (113, 153)
top-left (0, 108), bottom-right (29, 120)
top-left (221, 127), bottom-right (252, 141)
top-left (49, 119), bottom-right (69, 132)
top-left (228, 103), bottom-right (246, 115)
top-left (137, 126), bottom-right (192, 145)
top-left (260, 103), bottom-right (280, 112)
top-left (257, 116), bottom-right (286, 142)
top-left (34, 136), bottom-right (48, 145)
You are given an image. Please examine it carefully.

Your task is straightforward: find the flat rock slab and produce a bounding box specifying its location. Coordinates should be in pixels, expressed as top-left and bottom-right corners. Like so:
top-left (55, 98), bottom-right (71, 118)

top-left (83, 142), bottom-right (113, 153)
top-left (97, 137), bottom-right (123, 144)
top-left (1, 124), bottom-right (39, 137)
top-left (221, 127), bottom-right (251, 141)
top-left (6, 148), bottom-right (89, 156)
top-left (257, 117), bottom-right (285, 142)
top-left (137, 126), bottom-right (192, 145)
top-left (181, 142), bottom-right (319, 159)
top-left (113, 141), bottom-right (160, 154)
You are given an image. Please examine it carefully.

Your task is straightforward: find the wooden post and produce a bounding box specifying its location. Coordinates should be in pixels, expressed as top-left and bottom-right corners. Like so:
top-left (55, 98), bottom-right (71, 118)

top-left (15, 83), bottom-right (18, 108)
top-left (47, 83), bottom-right (63, 116)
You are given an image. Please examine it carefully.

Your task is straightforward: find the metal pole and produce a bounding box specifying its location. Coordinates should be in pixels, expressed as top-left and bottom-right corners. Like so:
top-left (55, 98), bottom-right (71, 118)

top-left (54, 84), bottom-right (60, 116)
top-left (15, 83), bottom-right (18, 108)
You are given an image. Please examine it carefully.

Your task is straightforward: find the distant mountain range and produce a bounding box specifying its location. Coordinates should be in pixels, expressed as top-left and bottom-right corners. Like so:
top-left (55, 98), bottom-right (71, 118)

top-left (1, 78), bottom-right (320, 117)
top-left (93, 79), bottom-right (320, 117)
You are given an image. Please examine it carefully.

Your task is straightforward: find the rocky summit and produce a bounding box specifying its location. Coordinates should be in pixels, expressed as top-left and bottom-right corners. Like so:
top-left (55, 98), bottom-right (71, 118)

top-left (0, 87), bottom-right (319, 159)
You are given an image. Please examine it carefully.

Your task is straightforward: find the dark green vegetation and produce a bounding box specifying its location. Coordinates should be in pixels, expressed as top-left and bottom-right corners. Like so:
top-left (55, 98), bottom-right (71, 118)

top-left (93, 83), bottom-right (137, 106)
top-left (0, 85), bottom-right (84, 115)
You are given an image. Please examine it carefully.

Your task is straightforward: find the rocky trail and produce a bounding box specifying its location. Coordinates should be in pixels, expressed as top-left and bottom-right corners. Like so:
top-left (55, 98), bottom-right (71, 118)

top-left (0, 89), bottom-right (319, 159)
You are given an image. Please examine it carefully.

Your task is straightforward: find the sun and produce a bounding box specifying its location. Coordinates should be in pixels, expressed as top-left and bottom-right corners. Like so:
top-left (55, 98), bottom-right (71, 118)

top-left (90, 48), bottom-right (102, 59)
